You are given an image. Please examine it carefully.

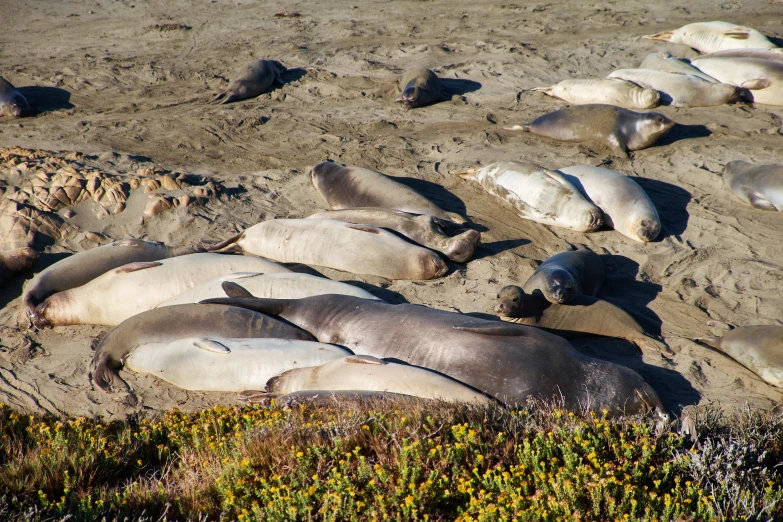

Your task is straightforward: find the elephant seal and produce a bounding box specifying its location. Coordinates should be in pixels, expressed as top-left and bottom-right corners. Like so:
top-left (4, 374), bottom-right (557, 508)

top-left (22, 239), bottom-right (202, 329)
top-left (125, 337), bottom-right (352, 392)
top-left (639, 52), bottom-right (718, 83)
top-left (209, 218), bottom-right (447, 280)
top-left (457, 161), bottom-right (603, 233)
top-left (607, 69), bottom-right (741, 107)
top-left (0, 76), bottom-right (30, 117)
top-left (494, 285), bottom-right (671, 354)
top-left (557, 165), bottom-right (661, 242)
top-left (307, 208), bottom-right (480, 263)
top-left (531, 79), bottom-right (660, 109)
top-left (311, 161), bottom-right (465, 223)
top-left (266, 355), bottom-right (493, 404)
top-left (690, 57), bottom-right (783, 106)
top-left (210, 59), bottom-right (286, 104)
top-left (523, 246), bottom-right (605, 304)
top-left (202, 288), bottom-right (667, 417)
top-left (722, 160), bottom-right (783, 210)
top-left (34, 252), bottom-right (290, 327)
top-left (696, 325), bottom-right (783, 387)
top-left (91, 303), bottom-right (316, 393)
top-left (505, 105), bottom-right (675, 157)
top-left (395, 68), bottom-right (447, 108)
top-left (642, 21), bottom-right (778, 54)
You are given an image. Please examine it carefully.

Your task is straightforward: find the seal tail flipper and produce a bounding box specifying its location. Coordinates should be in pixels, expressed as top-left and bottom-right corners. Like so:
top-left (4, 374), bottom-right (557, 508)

top-left (504, 123), bottom-right (532, 132)
top-left (741, 78), bottom-right (772, 90)
top-left (530, 86), bottom-right (554, 96)
top-left (455, 168), bottom-right (480, 182)
top-left (641, 31), bottom-right (674, 42)
top-left (634, 334), bottom-right (675, 355)
top-left (693, 336), bottom-right (722, 350)
top-left (90, 357), bottom-right (132, 394)
top-left (237, 390), bottom-right (277, 404)
top-left (209, 92), bottom-right (227, 104)
top-left (205, 232), bottom-right (244, 253)
top-left (749, 192), bottom-right (777, 211)
top-left (222, 281), bottom-right (255, 298)
top-left (445, 212), bottom-right (470, 225)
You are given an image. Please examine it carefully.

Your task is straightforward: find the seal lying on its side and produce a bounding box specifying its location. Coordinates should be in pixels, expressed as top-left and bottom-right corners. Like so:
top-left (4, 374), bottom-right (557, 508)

top-left (494, 285), bottom-right (671, 354)
top-left (523, 246), bottom-right (605, 304)
top-left (210, 59), bottom-right (286, 104)
top-left (607, 69), bottom-right (741, 107)
top-left (505, 105), bottom-right (675, 157)
top-left (722, 160), bottom-right (783, 210)
top-left (690, 57), bottom-right (783, 106)
top-left (642, 21), bottom-right (778, 54)
top-left (395, 68), bottom-right (447, 108)
top-left (0, 76), bottom-right (30, 117)
top-left (696, 325), bottom-right (783, 387)
top-left (531, 79), bottom-right (660, 109)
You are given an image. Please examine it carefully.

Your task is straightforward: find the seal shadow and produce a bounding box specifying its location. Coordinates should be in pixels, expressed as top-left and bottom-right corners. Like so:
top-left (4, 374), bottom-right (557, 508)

top-left (387, 175), bottom-right (469, 219)
top-left (0, 252), bottom-right (71, 310)
top-left (281, 67), bottom-right (307, 84)
top-left (344, 281), bottom-right (409, 304)
top-left (441, 79), bottom-right (482, 97)
top-left (629, 176), bottom-right (691, 239)
top-left (472, 238), bottom-right (530, 261)
top-left (599, 254), bottom-right (663, 337)
top-left (17, 86), bottom-right (73, 115)
top-left (652, 123), bottom-right (712, 148)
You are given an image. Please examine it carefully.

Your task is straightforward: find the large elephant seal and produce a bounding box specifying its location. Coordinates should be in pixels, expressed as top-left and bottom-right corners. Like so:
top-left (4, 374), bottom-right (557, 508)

top-left (696, 325), bottom-right (783, 387)
top-left (458, 161), bottom-right (603, 233)
top-left (0, 76), bottom-right (30, 117)
top-left (523, 246), bottom-right (605, 304)
top-left (607, 69), bottom-right (741, 107)
top-left (639, 52), bottom-right (718, 83)
top-left (22, 239), bottom-right (201, 329)
top-left (307, 208), bottom-right (480, 263)
top-left (266, 355), bottom-right (493, 404)
top-left (722, 160), bottom-right (783, 210)
top-left (395, 68), bottom-right (447, 108)
top-left (557, 165), bottom-right (661, 242)
top-left (209, 218), bottom-right (447, 280)
top-left (311, 161), bottom-right (464, 223)
top-left (642, 21), bottom-right (778, 54)
top-left (91, 303), bottom-right (316, 393)
top-left (506, 105), bottom-right (675, 157)
top-left (34, 252), bottom-right (290, 327)
top-left (531, 79), bottom-right (660, 109)
top-left (202, 288), bottom-right (667, 417)
top-left (210, 59), bottom-right (286, 104)
top-left (690, 57), bottom-right (783, 106)
top-left (125, 337), bottom-right (352, 392)
top-left (494, 285), bottom-right (671, 354)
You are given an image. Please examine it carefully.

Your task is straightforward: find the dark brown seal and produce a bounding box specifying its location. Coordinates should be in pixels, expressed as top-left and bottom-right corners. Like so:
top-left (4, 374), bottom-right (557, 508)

top-left (395, 68), bottom-right (446, 108)
top-left (0, 76), bottom-right (30, 117)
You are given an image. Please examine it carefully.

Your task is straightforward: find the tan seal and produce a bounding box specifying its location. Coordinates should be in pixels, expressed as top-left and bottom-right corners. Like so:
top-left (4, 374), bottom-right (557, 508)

top-left (642, 21), bottom-right (778, 54)
top-left (531, 78), bottom-right (660, 109)
top-left (210, 59), bottom-right (286, 104)
top-left (395, 68), bottom-right (447, 108)
top-left (722, 160), bottom-right (783, 210)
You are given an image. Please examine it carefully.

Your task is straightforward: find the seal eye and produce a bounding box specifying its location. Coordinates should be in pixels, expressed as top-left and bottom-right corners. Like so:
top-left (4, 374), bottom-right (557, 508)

top-left (512, 297), bottom-right (519, 303)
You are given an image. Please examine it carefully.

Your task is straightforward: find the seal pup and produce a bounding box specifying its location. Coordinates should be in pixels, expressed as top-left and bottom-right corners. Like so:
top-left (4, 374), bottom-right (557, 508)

top-left (307, 208), bottom-right (480, 263)
top-left (207, 218), bottom-right (447, 280)
top-left (642, 21), bottom-right (778, 54)
top-left (311, 161), bottom-right (465, 223)
top-left (639, 52), bottom-right (718, 83)
top-left (210, 59), bottom-right (287, 104)
top-left (494, 285), bottom-right (671, 354)
top-left (265, 355), bottom-right (493, 404)
top-left (125, 337), bottom-right (352, 392)
top-left (505, 105), bottom-right (675, 157)
top-left (722, 160), bottom-right (783, 210)
top-left (557, 165), bottom-right (661, 242)
top-left (0, 76), bottom-right (30, 117)
top-left (696, 325), bottom-right (783, 387)
top-left (690, 57), bottom-right (783, 106)
top-left (395, 68), bottom-right (447, 108)
top-left (522, 246), bottom-right (605, 304)
top-left (91, 303), bottom-right (316, 393)
top-left (530, 79), bottom-right (661, 109)
top-left (203, 287), bottom-right (667, 417)
top-left (607, 69), bottom-right (741, 107)
top-left (457, 161), bottom-right (603, 233)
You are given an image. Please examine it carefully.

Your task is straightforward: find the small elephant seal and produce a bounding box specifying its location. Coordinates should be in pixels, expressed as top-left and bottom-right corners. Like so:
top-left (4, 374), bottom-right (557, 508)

top-left (642, 21), bottom-right (778, 54)
top-left (557, 165), bottom-right (661, 242)
top-left (607, 69), bottom-right (741, 107)
top-left (91, 303), bottom-right (316, 393)
top-left (723, 160), bottom-right (783, 210)
top-left (531, 79), bottom-right (660, 110)
top-left (307, 208), bottom-right (480, 263)
top-left (523, 245), bottom-right (605, 304)
top-left (639, 52), bottom-right (718, 83)
top-left (494, 285), bottom-right (671, 354)
top-left (696, 325), bottom-right (783, 387)
top-left (395, 68), bottom-right (447, 108)
top-left (265, 355), bottom-right (493, 404)
top-left (505, 105), bottom-right (675, 157)
top-left (690, 57), bottom-right (783, 106)
top-left (0, 76), bottom-right (30, 117)
top-left (311, 161), bottom-right (465, 223)
top-left (210, 59), bottom-right (286, 104)
top-left (203, 287), bottom-right (666, 417)
top-left (458, 161), bottom-right (603, 233)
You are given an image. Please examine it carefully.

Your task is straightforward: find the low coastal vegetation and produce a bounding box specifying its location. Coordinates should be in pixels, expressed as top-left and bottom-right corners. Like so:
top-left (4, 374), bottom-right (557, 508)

top-left (0, 399), bottom-right (781, 521)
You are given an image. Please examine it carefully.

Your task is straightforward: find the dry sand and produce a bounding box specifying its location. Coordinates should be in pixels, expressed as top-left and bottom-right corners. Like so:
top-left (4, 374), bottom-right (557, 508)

top-left (1, 0), bottom-right (782, 419)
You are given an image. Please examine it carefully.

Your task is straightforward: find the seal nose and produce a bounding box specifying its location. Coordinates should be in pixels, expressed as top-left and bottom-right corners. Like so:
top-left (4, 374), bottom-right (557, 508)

top-left (494, 303), bottom-right (506, 315)
top-left (636, 219), bottom-right (661, 242)
top-left (400, 87), bottom-right (417, 106)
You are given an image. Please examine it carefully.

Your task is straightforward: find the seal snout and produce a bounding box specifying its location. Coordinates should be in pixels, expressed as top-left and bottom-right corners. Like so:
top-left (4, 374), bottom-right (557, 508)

top-left (398, 87), bottom-right (418, 106)
top-left (636, 219), bottom-right (661, 242)
top-left (585, 207), bottom-right (604, 232)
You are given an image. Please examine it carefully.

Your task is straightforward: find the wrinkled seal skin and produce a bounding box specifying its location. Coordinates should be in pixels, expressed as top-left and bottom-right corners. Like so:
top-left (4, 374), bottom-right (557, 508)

top-left (307, 208), bottom-right (480, 263)
top-left (0, 76), bottom-right (30, 117)
top-left (697, 326), bottom-right (783, 387)
top-left (531, 79), bottom-right (660, 109)
top-left (642, 21), bottom-right (778, 54)
top-left (21, 239), bottom-right (201, 329)
top-left (210, 59), bottom-right (286, 104)
top-left (639, 52), bottom-right (718, 83)
top-left (239, 389), bottom-right (420, 407)
top-left (607, 69), bottom-right (741, 107)
top-left (723, 160), bottom-right (783, 210)
top-left (395, 68), bottom-right (446, 108)
top-left (311, 161), bottom-right (463, 223)
top-left (90, 303), bottom-right (316, 393)
top-left (690, 57), bottom-right (783, 106)
top-left (506, 104), bottom-right (675, 157)
top-left (522, 246), bottom-right (605, 304)
top-left (495, 285), bottom-right (671, 354)
top-left (202, 290), bottom-right (667, 417)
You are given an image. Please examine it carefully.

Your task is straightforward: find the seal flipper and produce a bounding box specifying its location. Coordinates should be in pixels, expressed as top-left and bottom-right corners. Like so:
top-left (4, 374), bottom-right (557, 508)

top-left (748, 192), bottom-right (777, 211)
top-left (91, 355), bottom-right (132, 393)
top-left (453, 321), bottom-right (533, 337)
top-left (115, 261), bottom-right (163, 274)
top-left (222, 281), bottom-right (256, 298)
top-left (504, 123), bottom-right (532, 132)
top-left (199, 296), bottom-right (290, 316)
top-left (346, 224), bottom-right (381, 234)
top-left (344, 355), bottom-right (387, 365)
top-left (724, 29), bottom-right (751, 40)
top-left (205, 232), bottom-right (245, 253)
top-left (693, 336), bottom-right (722, 350)
top-left (192, 338), bottom-right (232, 354)
top-left (741, 79), bottom-right (771, 90)
top-left (237, 390), bottom-right (276, 404)
top-left (209, 92), bottom-right (227, 104)
top-left (641, 31), bottom-right (674, 42)
top-left (633, 334), bottom-right (675, 355)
